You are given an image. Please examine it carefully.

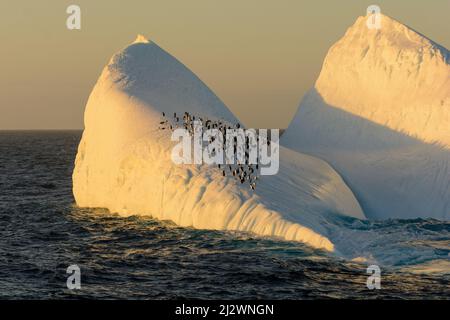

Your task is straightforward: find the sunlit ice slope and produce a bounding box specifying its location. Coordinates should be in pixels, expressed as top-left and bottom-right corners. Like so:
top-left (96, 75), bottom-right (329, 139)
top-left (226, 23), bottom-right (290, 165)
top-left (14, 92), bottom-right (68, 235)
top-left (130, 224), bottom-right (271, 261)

top-left (282, 14), bottom-right (450, 220)
top-left (73, 35), bottom-right (364, 252)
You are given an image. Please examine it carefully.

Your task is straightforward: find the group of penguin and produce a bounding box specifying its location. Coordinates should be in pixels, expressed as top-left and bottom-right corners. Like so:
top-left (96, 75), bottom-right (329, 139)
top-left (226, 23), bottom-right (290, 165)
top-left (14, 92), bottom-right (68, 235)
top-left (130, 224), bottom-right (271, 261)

top-left (159, 111), bottom-right (261, 190)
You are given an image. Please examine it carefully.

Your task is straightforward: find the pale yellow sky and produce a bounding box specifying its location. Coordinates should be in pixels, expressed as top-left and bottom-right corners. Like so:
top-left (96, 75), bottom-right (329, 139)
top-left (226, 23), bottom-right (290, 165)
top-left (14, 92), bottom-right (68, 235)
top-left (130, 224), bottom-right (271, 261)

top-left (0, 0), bottom-right (449, 129)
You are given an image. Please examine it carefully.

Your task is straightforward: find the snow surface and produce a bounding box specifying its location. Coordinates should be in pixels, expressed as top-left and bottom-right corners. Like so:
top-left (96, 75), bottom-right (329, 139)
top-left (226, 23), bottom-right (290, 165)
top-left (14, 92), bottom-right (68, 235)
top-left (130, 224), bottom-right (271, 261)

top-left (73, 35), bottom-right (364, 252)
top-left (282, 14), bottom-right (450, 220)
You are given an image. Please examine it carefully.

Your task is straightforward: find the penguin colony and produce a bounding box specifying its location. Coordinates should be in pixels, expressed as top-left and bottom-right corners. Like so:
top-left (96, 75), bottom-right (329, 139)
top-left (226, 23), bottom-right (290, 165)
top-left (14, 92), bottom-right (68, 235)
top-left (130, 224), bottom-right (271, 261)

top-left (159, 111), bottom-right (268, 190)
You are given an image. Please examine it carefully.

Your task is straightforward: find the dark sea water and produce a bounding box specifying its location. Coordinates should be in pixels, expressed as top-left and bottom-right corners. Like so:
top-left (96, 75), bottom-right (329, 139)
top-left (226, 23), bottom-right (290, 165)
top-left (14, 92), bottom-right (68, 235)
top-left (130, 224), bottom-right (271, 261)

top-left (0, 131), bottom-right (448, 299)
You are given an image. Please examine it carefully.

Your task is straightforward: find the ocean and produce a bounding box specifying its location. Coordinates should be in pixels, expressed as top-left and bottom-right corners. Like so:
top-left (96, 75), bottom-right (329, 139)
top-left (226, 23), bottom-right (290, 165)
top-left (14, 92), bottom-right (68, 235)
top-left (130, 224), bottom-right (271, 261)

top-left (0, 131), bottom-right (448, 299)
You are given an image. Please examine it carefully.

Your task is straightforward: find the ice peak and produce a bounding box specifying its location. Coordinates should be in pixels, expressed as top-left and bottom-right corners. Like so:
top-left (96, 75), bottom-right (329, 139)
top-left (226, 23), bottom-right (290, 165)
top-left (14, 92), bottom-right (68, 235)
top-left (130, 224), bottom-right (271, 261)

top-left (344, 13), bottom-right (448, 55)
top-left (306, 12), bottom-right (450, 149)
top-left (350, 13), bottom-right (406, 31)
top-left (133, 34), bottom-right (151, 44)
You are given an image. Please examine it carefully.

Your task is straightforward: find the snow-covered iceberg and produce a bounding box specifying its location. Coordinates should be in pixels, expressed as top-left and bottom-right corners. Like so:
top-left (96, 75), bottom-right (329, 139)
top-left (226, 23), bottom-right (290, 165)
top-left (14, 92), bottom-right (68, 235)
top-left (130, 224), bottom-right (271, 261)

top-left (282, 14), bottom-right (450, 220)
top-left (73, 35), bottom-right (364, 251)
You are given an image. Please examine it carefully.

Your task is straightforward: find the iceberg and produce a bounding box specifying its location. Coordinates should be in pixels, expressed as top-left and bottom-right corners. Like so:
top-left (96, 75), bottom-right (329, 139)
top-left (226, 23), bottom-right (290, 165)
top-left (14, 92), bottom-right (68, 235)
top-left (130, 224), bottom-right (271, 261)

top-left (73, 35), bottom-right (364, 251)
top-left (282, 14), bottom-right (450, 220)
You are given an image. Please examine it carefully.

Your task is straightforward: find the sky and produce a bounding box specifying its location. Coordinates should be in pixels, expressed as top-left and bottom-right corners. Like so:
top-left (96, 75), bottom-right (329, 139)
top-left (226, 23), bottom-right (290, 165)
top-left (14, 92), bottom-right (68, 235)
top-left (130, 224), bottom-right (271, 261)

top-left (0, 0), bottom-right (449, 129)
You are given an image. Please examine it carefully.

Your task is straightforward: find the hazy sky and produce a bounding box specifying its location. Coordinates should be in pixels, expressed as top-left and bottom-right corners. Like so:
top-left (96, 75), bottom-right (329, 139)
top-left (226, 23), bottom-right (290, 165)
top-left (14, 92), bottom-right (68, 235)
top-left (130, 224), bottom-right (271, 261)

top-left (1, 0), bottom-right (449, 129)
